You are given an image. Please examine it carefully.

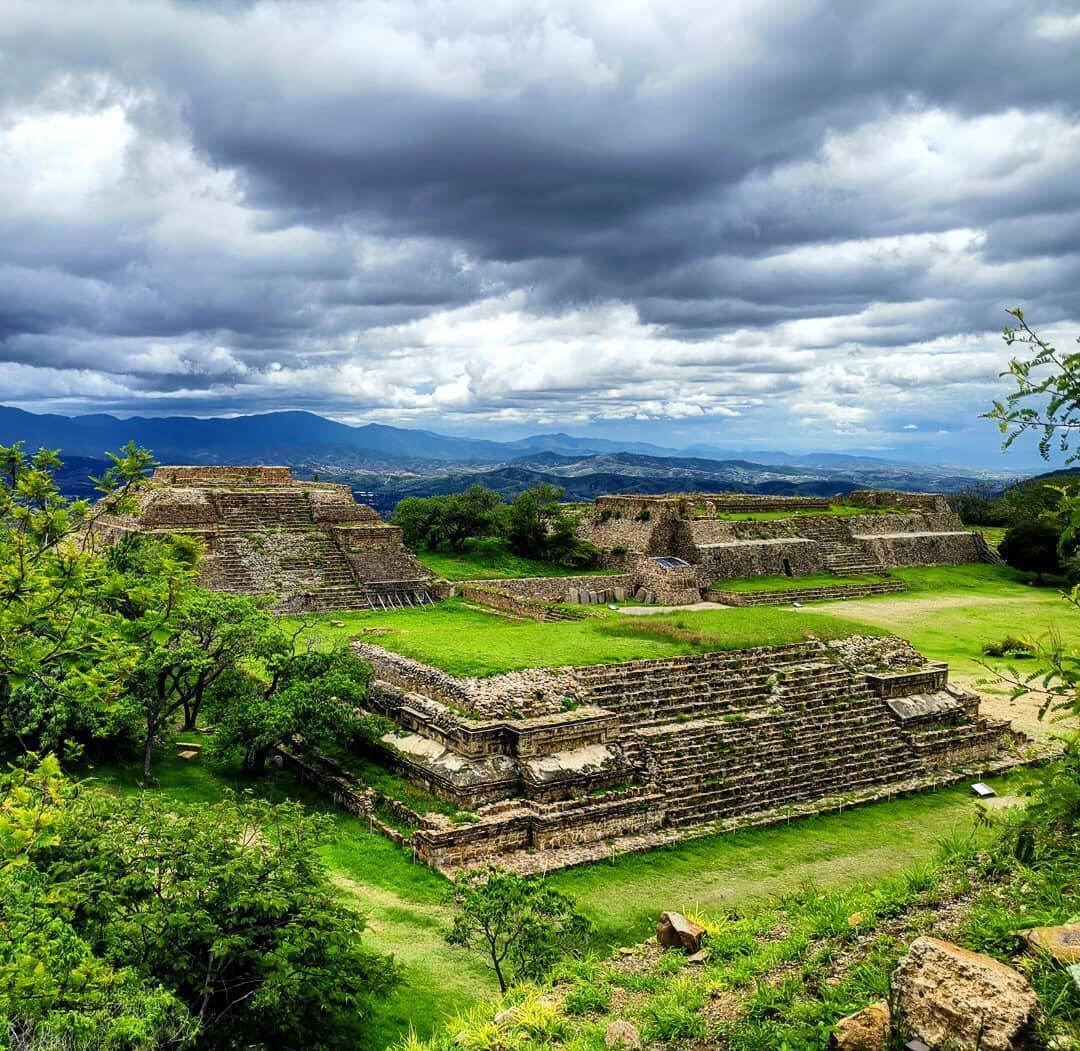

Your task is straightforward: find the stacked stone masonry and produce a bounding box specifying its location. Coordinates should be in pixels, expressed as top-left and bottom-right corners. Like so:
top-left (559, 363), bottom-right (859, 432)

top-left (576, 489), bottom-right (984, 604)
top-left (346, 636), bottom-right (1018, 873)
top-left (92, 466), bottom-right (435, 612)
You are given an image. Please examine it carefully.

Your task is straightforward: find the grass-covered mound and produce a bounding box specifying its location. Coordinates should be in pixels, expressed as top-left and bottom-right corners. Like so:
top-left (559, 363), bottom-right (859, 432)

top-left (292, 599), bottom-right (882, 677)
top-left (417, 538), bottom-right (617, 581)
top-left (292, 564), bottom-right (1076, 679)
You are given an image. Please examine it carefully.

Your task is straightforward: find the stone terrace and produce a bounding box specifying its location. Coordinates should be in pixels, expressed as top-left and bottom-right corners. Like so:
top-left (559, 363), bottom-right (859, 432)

top-left (329, 635), bottom-right (1021, 874)
top-left (94, 466), bottom-right (439, 612)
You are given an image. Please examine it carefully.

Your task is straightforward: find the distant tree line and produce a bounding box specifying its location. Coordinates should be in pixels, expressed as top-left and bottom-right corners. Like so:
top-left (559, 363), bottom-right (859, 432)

top-left (951, 474), bottom-right (1079, 583)
top-left (392, 482), bottom-right (601, 567)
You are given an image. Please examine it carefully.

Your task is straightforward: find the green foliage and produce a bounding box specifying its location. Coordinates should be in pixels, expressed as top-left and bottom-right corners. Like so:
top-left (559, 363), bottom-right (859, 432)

top-left (0, 441), bottom-right (193, 758)
top-left (48, 790), bottom-right (400, 1049)
top-left (0, 757), bottom-right (196, 1049)
top-left (987, 308), bottom-right (1080, 463)
top-left (394, 486), bottom-right (505, 552)
top-left (999, 519), bottom-right (1062, 582)
top-left (505, 483), bottom-right (578, 562)
top-left (981, 636), bottom-right (1036, 659)
top-left (124, 588), bottom-right (280, 778)
top-left (206, 644), bottom-right (370, 773)
top-left (447, 868), bottom-right (592, 993)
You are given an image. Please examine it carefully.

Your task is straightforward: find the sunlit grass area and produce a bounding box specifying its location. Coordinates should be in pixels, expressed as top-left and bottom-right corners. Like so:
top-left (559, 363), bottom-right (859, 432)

top-left (714, 571), bottom-right (891, 592)
top-left (290, 599), bottom-right (881, 676)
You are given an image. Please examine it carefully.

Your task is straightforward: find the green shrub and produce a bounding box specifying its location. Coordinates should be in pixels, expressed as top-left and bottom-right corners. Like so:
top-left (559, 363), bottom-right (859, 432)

top-left (981, 636), bottom-right (1037, 658)
top-left (563, 982), bottom-right (609, 1015)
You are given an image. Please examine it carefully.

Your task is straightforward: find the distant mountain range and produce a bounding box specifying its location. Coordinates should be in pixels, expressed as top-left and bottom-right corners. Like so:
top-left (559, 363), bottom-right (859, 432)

top-left (0, 405), bottom-right (1024, 510)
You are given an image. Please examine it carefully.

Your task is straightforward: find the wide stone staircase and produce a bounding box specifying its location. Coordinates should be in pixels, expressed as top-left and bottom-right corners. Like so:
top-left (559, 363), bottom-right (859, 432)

top-left (213, 489), bottom-right (316, 530)
top-left (796, 516), bottom-right (888, 576)
top-left (576, 645), bottom-right (1009, 831)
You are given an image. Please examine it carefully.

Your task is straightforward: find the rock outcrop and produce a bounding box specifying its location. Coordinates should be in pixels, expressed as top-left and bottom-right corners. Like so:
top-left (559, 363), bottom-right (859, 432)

top-left (892, 937), bottom-right (1044, 1051)
top-left (832, 1001), bottom-right (889, 1050)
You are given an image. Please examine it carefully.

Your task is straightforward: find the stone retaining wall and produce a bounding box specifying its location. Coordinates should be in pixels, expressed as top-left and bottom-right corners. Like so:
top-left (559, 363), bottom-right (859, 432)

top-left (856, 531), bottom-right (981, 567)
top-left (709, 579), bottom-right (906, 606)
top-left (457, 582), bottom-right (586, 622)
top-left (698, 538), bottom-right (825, 580)
top-left (848, 489), bottom-right (949, 512)
top-left (486, 574), bottom-right (635, 603)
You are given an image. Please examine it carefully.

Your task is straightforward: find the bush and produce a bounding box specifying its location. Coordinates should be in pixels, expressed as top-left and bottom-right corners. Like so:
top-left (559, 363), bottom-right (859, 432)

top-left (981, 636), bottom-right (1037, 658)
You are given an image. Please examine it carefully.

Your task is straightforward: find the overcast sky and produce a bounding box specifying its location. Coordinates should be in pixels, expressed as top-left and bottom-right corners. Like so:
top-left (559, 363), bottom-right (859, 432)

top-left (1, 1), bottom-right (1078, 465)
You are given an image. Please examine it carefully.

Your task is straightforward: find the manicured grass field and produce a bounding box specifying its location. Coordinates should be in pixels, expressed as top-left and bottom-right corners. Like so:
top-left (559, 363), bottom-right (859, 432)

top-left (815, 563), bottom-right (1078, 678)
top-left (712, 503), bottom-right (898, 521)
top-left (714, 571), bottom-right (891, 592)
top-left (415, 538), bottom-right (616, 581)
top-left (83, 751), bottom-right (1028, 1049)
top-left (294, 564), bottom-right (1078, 678)
top-left (293, 599), bottom-right (882, 677)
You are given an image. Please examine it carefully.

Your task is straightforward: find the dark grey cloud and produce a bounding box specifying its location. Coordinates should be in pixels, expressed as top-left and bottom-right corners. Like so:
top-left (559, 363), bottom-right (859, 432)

top-left (0, 0), bottom-right (1079, 464)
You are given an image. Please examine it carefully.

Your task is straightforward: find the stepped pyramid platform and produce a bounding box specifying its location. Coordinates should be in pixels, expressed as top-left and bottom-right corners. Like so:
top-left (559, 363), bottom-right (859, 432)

top-left (299, 635), bottom-right (1027, 874)
top-left (94, 466), bottom-right (440, 612)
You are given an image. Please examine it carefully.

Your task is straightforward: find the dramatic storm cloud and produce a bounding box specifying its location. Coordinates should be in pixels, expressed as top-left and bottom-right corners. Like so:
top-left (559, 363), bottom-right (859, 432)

top-left (1, 0), bottom-right (1078, 463)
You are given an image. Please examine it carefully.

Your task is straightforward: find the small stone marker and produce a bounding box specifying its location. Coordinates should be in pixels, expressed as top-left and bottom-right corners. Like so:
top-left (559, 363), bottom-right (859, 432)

top-left (330, 619), bottom-right (345, 627)
top-left (604, 1020), bottom-right (641, 1049)
top-left (904, 1041), bottom-right (931, 1051)
top-left (1068, 963), bottom-right (1080, 993)
top-left (1023, 924), bottom-right (1080, 963)
top-left (686, 948), bottom-right (709, 965)
top-left (177, 749), bottom-right (199, 761)
top-left (971, 782), bottom-right (996, 799)
top-left (656, 910), bottom-right (706, 953)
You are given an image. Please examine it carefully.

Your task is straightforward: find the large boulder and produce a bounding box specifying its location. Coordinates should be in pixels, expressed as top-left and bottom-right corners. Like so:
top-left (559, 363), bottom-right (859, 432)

top-left (892, 937), bottom-right (1044, 1051)
top-left (831, 1001), bottom-right (889, 1050)
top-left (656, 911), bottom-right (706, 953)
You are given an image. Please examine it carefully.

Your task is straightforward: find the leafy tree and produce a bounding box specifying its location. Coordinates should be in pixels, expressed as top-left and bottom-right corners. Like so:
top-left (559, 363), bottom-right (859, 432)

top-left (0, 442), bottom-right (176, 758)
top-left (205, 645), bottom-right (369, 774)
top-left (987, 307), bottom-right (1080, 463)
top-left (504, 484), bottom-right (577, 561)
top-left (47, 791), bottom-right (400, 1049)
top-left (125, 589), bottom-right (277, 778)
top-left (0, 757), bottom-right (195, 1048)
top-left (392, 495), bottom-right (446, 550)
top-left (447, 867), bottom-right (592, 993)
top-left (441, 485), bottom-right (504, 551)
top-left (999, 519), bottom-right (1062, 583)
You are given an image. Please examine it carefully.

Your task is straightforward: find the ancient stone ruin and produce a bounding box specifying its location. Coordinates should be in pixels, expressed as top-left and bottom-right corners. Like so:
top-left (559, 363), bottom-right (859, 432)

top-left (573, 489), bottom-right (986, 604)
top-left (285, 634), bottom-right (1020, 874)
top-left (95, 466), bottom-right (439, 612)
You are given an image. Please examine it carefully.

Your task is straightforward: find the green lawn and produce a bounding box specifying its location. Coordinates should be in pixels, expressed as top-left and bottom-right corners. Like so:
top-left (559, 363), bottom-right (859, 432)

top-left (813, 563), bottom-right (1079, 678)
top-left (416, 538), bottom-right (616, 581)
top-left (292, 598), bottom-right (882, 677)
top-left (714, 571), bottom-right (892, 592)
top-left (549, 773), bottom-right (1029, 950)
top-left (292, 563), bottom-right (1077, 682)
top-left (81, 751), bottom-right (1032, 1049)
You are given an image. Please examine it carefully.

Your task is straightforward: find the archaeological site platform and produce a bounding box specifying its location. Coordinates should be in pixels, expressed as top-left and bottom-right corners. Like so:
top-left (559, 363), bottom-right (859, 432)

top-left (95, 466), bottom-right (439, 612)
top-left (284, 634), bottom-right (1022, 875)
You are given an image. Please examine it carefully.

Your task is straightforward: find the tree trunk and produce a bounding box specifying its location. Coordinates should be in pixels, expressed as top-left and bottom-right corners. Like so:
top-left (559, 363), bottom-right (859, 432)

top-left (143, 722), bottom-right (156, 781)
top-left (251, 746), bottom-right (269, 776)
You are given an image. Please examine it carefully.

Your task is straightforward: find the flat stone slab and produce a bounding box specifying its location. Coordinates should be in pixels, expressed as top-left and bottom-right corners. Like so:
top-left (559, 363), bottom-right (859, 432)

top-left (1023, 924), bottom-right (1080, 963)
top-left (177, 750), bottom-right (200, 761)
